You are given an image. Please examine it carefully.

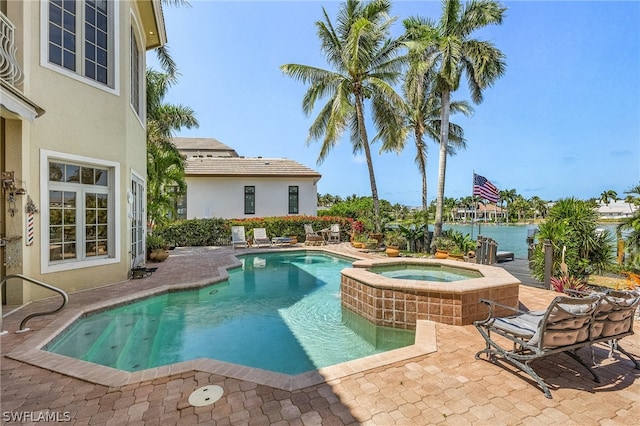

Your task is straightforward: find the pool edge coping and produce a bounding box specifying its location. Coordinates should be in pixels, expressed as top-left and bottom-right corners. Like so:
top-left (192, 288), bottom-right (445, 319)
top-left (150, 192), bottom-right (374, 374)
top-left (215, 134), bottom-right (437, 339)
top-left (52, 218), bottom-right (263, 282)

top-left (5, 320), bottom-right (437, 391)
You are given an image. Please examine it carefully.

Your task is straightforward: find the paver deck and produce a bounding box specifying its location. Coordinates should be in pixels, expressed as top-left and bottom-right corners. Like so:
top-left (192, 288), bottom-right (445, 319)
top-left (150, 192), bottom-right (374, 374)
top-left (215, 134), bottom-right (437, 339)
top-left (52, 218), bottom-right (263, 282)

top-left (1, 244), bottom-right (639, 425)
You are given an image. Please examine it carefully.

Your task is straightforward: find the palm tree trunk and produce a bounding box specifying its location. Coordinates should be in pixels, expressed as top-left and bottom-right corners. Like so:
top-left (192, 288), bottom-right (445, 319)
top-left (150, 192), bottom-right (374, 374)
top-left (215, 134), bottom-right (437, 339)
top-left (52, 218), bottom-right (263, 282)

top-left (415, 131), bottom-right (427, 212)
top-left (434, 89), bottom-right (451, 240)
top-left (355, 93), bottom-right (381, 232)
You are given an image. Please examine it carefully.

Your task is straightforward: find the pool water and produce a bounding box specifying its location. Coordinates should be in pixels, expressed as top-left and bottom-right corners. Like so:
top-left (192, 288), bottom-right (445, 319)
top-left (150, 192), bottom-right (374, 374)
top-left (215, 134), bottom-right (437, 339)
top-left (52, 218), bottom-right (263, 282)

top-left (45, 252), bottom-right (414, 375)
top-left (371, 264), bottom-right (483, 281)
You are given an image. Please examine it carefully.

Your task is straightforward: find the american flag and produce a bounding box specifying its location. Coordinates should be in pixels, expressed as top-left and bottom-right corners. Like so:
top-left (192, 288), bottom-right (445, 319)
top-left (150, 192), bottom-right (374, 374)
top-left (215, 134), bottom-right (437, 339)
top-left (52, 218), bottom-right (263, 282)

top-left (473, 173), bottom-right (499, 203)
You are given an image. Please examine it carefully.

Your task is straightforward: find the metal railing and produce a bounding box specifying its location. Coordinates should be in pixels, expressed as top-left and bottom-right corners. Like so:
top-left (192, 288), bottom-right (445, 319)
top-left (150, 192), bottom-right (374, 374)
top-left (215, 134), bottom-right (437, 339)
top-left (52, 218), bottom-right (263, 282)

top-left (0, 10), bottom-right (24, 87)
top-left (1, 274), bottom-right (69, 334)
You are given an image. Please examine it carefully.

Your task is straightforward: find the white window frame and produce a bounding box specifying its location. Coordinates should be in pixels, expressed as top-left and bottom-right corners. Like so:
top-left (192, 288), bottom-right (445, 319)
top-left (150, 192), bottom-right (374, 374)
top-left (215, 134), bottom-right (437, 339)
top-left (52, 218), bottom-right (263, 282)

top-left (40, 0), bottom-right (120, 95)
top-left (129, 12), bottom-right (145, 123)
top-left (130, 170), bottom-right (146, 268)
top-left (40, 149), bottom-right (121, 273)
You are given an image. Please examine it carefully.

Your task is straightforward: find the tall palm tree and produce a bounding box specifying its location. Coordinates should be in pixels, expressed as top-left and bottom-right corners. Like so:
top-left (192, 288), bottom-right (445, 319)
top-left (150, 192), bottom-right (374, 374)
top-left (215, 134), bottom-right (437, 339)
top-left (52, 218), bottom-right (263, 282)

top-left (280, 0), bottom-right (406, 232)
top-left (155, 0), bottom-right (192, 78)
top-left (387, 49), bottom-right (473, 213)
top-left (146, 69), bottom-right (198, 226)
top-left (404, 0), bottom-right (506, 240)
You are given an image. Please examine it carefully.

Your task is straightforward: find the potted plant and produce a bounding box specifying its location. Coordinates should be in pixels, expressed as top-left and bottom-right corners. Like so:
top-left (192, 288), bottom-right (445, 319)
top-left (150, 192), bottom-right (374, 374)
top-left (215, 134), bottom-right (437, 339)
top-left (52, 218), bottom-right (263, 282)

top-left (364, 238), bottom-right (379, 251)
top-left (433, 237), bottom-right (456, 259)
top-left (384, 231), bottom-right (405, 257)
top-left (147, 234), bottom-right (169, 262)
top-left (449, 246), bottom-right (465, 260)
top-left (353, 233), bottom-right (367, 249)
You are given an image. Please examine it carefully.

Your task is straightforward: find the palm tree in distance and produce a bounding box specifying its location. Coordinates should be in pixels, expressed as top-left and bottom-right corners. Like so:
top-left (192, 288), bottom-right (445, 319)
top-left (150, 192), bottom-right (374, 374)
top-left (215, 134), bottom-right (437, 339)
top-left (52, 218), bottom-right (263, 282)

top-left (499, 188), bottom-right (517, 223)
top-left (280, 0), bottom-right (406, 232)
top-left (404, 0), bottom-right (506, 241)
top-left (599, 190), bottom-right (618, 206)
top-left (155, 0), bottom-right (192, 78)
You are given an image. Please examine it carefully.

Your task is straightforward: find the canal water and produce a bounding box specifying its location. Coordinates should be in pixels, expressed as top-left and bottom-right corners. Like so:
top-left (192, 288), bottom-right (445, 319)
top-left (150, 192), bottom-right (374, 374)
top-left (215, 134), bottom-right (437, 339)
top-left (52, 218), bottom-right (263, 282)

top-left (442, 223), bottom-right (619, 259)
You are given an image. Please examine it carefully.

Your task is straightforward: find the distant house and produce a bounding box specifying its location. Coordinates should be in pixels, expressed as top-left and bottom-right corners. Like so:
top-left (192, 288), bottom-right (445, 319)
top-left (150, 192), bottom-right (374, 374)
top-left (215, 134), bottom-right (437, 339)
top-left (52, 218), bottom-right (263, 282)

top-left (175, 138), bottom-right (321, 219)
top-left (454, 203), bottom-right (506, 221)
top-left (1, 0), bottom-right (166, 303)
top-left (597, 201), bottom-right (638, 219)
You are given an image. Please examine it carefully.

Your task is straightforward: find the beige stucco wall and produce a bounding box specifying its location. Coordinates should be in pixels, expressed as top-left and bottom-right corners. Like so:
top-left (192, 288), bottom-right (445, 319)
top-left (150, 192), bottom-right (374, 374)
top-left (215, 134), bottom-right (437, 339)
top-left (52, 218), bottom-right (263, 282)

top-left (186, 177), bottom-right (319, 219)
top-left (2, 1), bottom-right (149, 302)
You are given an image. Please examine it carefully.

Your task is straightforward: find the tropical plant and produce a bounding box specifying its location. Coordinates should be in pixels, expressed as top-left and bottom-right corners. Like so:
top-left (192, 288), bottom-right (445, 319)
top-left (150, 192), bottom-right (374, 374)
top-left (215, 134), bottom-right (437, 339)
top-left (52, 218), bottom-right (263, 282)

top-left (399, 223), bottom-right (427, 252)
top-left (280, 0), bottom-right (406, 233)
top-left (530, 198), bottom-right (615, 280)
top-left (384, 230), bottom-right (406, 248)
top-left (549, 275), bottom-right (589, 295)
top-left (146, 69), bottom-right (198, 227)
top-left (432, 236), bottom-right (456, 252)
top-left (442, 228), bottom-right (475, 253)
top-left (617, 183), bottom-right (640, 271)
top-left (403, 0), bottom-right (506, 241)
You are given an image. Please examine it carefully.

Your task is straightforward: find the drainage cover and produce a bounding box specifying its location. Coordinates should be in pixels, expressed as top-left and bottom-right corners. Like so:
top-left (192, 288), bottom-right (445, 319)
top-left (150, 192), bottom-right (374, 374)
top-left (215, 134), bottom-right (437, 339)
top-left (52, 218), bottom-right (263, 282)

top-left (188, 385), bottom-right (224, 407)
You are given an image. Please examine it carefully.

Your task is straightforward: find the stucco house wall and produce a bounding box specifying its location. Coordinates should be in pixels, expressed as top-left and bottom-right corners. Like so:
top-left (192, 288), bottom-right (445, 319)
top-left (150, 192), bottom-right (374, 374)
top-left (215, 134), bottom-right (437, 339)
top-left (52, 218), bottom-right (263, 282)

top-left (186, 176), bottom-right (319, 219)
top-left (1, 0), bottom-right (165, 303)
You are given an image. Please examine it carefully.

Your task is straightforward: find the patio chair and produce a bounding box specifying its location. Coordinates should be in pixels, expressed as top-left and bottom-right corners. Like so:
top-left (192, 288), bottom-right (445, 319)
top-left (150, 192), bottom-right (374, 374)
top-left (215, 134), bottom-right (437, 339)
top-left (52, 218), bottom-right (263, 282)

top-left (304, 224), bottom-right (325, 246)
top-left (474, 294), bottom-right (601, 398)
top-left (252, 228), bottom-right (272, 248)
top-left (328, 224), bottom-right (341, 244)
top-left (231, 226), bottom-right (249, 249)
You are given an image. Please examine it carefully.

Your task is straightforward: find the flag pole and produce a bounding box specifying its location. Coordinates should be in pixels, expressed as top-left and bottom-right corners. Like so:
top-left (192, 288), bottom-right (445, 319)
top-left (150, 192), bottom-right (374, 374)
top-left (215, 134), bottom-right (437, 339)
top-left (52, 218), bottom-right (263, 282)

top-left (471, 171), bottom-right (475, 240)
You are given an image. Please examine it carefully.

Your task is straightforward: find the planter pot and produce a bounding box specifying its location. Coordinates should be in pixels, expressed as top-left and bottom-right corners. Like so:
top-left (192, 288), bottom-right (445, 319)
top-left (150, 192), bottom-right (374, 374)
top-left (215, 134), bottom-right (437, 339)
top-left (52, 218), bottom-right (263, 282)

top-left (369, 233), bottom-right (383, 244)
top-left (449, 253), bottom-right (464, 261)
top-left (364, 242), bottom-right (378, 250)
top-left (435, 249), bottom-right (449, 259)
top-left (353, 242), bottom-right (364, 249)
top-left (150, 249), bottom-right (169, 262)
top-left (386, 247), bottom-right (400, 257)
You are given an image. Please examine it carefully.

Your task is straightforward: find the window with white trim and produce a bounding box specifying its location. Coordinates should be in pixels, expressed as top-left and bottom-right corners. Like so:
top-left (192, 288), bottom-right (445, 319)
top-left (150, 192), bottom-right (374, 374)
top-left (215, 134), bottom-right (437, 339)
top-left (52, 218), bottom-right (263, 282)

top-left (288, 186), bottom-right (299, 214)
top-left (48, 160), bottom-right (112, 263)
top-left (47, 0), bottom-right (114, 87)
top-left (130, 25), bottom-right (141, 116)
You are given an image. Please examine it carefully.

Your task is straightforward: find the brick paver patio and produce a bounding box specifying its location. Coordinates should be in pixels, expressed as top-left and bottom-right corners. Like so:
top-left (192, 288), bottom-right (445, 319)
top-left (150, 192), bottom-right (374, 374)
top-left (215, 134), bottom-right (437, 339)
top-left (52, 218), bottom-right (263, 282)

top-left (1, 244), bottom-right (639, 425)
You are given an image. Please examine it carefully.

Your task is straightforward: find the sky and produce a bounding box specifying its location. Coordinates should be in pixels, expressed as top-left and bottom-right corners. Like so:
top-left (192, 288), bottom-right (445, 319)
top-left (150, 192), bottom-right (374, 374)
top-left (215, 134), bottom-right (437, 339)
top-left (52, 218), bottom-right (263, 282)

top-left (147, 0), bottom-right (640, 207)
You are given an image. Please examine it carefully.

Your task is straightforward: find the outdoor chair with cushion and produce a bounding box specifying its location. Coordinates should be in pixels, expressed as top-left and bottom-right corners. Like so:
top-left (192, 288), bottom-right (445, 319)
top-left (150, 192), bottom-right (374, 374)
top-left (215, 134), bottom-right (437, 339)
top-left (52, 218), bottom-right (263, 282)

top-left (328, 224), bottom-right (341, 244)
top-left (474, 294), bottom-right (599, 398)
top-left (304, 224), bottom-right (325, 246)
top-left (474, 290), bottom-right (640, 398)
top-left (252, 228), bottom-right (272, 248)
top-left (231, 226), bottom-right (249, 249)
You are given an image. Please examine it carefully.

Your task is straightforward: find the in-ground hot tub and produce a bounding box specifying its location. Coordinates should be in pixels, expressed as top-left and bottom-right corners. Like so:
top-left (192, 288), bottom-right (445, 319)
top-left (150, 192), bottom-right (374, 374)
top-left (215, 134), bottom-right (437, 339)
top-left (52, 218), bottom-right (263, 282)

top-left (341, 258), bottom-right (520, 327)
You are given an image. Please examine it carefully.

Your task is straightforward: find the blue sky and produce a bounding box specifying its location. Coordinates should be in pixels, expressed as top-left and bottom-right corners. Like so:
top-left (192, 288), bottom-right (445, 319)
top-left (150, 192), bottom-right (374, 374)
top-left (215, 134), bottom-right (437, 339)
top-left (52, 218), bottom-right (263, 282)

top-left (148, 0), bottom-right (640, 207)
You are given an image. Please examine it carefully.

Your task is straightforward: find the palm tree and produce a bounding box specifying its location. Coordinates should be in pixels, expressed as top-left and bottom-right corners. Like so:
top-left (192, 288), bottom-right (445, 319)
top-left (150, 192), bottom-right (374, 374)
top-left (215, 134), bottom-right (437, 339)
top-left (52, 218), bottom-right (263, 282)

top-left (403, 0), bottom-right (506, 240)
top-left (155, 0), bottom-right (192, 78)
top-left (499, 188), bottom-right (517, 223)
top-left (599, 189), bottom-right (618, 206)
top-left (280, 0), bottom-right (406, 232)
top-left (388, 49), bottom-right (473, 213)
top-left (146, 69), bottom-right (198, 226)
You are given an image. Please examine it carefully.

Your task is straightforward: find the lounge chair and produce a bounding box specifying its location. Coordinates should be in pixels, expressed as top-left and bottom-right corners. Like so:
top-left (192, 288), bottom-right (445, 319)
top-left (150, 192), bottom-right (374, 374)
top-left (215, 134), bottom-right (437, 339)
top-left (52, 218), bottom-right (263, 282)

top-left (231, 226), bottom-right (249, 249)
top-left (328, 224), bottom-right (340, 244)
top-left (252, 228), bottom-right (272, 248)
top-left (474, 290), bottom-right (640, 398)
top-left (304, 224), bottom-right (325, 246)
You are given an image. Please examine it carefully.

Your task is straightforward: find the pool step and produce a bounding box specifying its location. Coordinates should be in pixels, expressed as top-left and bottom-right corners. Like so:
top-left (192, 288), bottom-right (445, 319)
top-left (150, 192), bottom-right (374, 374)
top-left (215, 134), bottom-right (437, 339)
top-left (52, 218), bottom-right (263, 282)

top-left (85, 314), bottom-right (138, 367)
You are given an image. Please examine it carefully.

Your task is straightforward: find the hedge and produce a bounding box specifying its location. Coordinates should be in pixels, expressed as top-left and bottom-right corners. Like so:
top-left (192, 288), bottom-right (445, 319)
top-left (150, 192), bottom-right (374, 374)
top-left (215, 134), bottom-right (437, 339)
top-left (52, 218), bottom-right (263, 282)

top-left (156, 216), bottom-right (355, 247)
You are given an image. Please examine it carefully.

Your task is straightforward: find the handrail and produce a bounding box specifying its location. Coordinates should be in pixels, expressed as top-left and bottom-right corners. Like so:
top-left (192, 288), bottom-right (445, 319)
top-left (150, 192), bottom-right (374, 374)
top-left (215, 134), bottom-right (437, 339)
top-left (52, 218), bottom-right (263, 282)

top-left (0, 274), bottom-right (69, 333)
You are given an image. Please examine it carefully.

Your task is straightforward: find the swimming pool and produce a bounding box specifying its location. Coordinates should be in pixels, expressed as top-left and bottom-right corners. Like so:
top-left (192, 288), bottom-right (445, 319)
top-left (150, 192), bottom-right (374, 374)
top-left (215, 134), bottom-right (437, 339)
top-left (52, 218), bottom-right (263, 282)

top-left (45, 252), bottom-right (414, 375)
